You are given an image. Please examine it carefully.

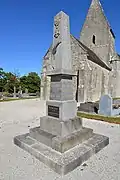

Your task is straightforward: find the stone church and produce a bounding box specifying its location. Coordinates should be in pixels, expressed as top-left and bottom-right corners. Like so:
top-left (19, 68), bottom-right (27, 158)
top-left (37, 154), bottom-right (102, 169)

top-left (40, 0), bottom-right (120, 103)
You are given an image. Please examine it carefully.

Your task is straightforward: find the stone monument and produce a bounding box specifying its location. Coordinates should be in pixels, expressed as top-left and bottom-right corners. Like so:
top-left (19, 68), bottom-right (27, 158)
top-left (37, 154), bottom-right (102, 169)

top-left (23, 88), bottom-right (29, 97)
top-left (14, 11), bottom-right (109, 175)
top-left (99, 94), bottom-right (112, 116)
top-left (25, 88), bottom-right (28, 94)
top-left (18, 86), bottom-right (23, 98)
top-left (13, 86), bottom-right (16, 98)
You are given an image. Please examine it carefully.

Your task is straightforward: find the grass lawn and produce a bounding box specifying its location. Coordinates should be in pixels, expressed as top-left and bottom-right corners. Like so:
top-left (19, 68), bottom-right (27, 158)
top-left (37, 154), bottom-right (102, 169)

top-left (77, 111), bottom-right (120, 125)
top-left (113, 97), bottom-right (120, 100)
top-left (0, 97), bottom-right (39, 102)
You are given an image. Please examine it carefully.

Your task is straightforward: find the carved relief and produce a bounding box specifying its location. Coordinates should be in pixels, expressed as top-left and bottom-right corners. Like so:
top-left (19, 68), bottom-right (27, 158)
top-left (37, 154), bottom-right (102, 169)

top-left (54, 20), bottom-right (60, 38)
top-left (52, 41), bottom-right (61, 55)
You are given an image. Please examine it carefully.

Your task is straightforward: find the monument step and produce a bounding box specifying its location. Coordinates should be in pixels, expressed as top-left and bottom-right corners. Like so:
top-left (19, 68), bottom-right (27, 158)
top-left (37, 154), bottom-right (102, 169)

top-left (14, 133), bottom-right (109, 175)
top-left (40, 116), bottom-right (82, 137)
top-left (29, 127), bottom-right (56, 147)
top-left (29, 126), bottom-right (93, 153)
top-left (52, 127), bottom-right (93, 153)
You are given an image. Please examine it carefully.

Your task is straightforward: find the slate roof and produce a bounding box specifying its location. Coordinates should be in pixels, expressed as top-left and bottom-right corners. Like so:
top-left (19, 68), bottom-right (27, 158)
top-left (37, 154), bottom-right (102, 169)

top-left (72, 35), bottom-right (112, 71)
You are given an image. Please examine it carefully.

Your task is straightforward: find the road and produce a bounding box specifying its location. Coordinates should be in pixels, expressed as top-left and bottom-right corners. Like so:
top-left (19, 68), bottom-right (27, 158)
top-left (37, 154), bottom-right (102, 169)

top-left (0, 99), bottom-right (120, 180)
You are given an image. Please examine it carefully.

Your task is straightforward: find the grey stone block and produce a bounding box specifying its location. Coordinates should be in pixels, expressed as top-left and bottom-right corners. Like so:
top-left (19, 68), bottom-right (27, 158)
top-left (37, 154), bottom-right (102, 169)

top-left (52, 127), bottom-right (93, 153)
top-left (50, 76), bottom-right (74, 101)
top-left (51, 11), bottom-right (72, 74)
top-left (14, 133), bottom-right (36, 147)
top-left (29, 126), bottom-right (93, 153)
top-left (46, 100), bottom-right (77, 121)
top-left (84, 133), bottom-right (109, 153)
top-left (40, 116), bottom-right (82, 137)
top-left (14, 133), bottom-right (109, 175)
top-left (29, 127), bottom-right (56, 147)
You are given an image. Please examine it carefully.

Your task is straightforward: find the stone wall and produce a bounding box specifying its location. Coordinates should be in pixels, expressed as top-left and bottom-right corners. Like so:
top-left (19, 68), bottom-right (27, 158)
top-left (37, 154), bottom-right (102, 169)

top-left (71, 35), bottom-right (110, 102)
top-left (40, 46), bottom-right (52, 100)
top-left (41, 34), bottom-right (112, 102)
top-left (40, 0), bottom-right (120, 102)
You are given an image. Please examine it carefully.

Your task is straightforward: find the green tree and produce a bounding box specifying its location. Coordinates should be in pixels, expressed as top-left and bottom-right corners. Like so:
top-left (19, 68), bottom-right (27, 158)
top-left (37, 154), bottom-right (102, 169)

top-left (0, 68), bottom-right (7, 92)
top-left (20, 75), bottom-right (28, 92)
top-left (20, 72), bottom-right (40, 93)
top-left (0, 68), bottom-right (4, 77)
top-left (4, 72), bottom-right (20, 93)
top-left (0, 69), bottom-right (40, 94)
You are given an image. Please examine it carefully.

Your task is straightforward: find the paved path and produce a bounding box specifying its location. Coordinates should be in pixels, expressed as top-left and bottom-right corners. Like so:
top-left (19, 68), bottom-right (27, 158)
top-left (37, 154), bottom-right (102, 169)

top-left (0, 99), bottom-right (120, 180)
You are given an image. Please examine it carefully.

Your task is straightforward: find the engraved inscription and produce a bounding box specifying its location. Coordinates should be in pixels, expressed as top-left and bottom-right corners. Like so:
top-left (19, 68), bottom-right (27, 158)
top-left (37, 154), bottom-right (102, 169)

top-left (48, 105), bottom-right (59, 118)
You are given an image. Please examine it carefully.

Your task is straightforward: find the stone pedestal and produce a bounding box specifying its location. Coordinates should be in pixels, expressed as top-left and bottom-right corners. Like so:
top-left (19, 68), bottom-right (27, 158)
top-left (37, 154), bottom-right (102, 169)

top-left (14, 128), bottom-right (109, 175)
top-left (14, 11), bottom-right (109, 175)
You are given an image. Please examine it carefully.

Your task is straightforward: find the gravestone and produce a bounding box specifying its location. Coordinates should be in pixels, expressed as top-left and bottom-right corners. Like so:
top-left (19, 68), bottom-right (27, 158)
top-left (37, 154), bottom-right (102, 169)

top-left (13, 86), bottom-right (16, 98)
top-left (18, 86), bottom-right (23, 98)
top-left (14, 11), bottom-right (109, 175)
top-left (23, 88), bottom-right (29, 97)
top-left (25, 88), bottom-right (28, 94)
top-left (99, 94), bottom-right (112, 116)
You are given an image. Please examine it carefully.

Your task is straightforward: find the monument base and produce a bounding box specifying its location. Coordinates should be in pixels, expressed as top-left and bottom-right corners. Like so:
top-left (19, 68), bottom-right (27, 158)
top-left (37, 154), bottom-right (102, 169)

top-left (14, 124), bottom-right (109, 175)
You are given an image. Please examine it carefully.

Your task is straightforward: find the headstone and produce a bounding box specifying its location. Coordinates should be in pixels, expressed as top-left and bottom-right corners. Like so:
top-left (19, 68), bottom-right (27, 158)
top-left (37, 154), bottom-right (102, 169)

top-left (0, 92), bottom-right (2, 99)
top-left (99, 94), bottom-right (112, 116)
top-left (25, 88), bottom-right (28, 94)
top-left (18, 86), bottom-right (23, 98)
top-left (23, 88), bottom-right (29, 97)
top-left (14, 11), bottom-right (109, 175)
top-left (13, 86), bottom-right (16, 98)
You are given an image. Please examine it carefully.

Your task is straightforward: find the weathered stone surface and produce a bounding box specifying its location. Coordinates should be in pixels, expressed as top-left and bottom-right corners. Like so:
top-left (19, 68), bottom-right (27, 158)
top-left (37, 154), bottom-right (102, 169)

top-left (52, 127), bottom-right (93, 153)
top-left (14, 8), bottom-right (109, 176)
top-left (40, 0), bottom-right (120, 102)
top-left (50, 75), bottom-right (74, 101)
top-left (14, 133), bottom-right (109, 175)
top-left (40, 116), bottom-right (82, 137)
top-left (29, 126), bottom-right (93, 153)
top-left (47, 11), bottom-right (72, 75)
top-left (29, 127), bottom-right (56, 147)
top-left (46, 100), bottom-right (77, 121)
top-left (99, 94), bottom-right (112, 116)
top-left (78, 102), bottom-right (99, 113)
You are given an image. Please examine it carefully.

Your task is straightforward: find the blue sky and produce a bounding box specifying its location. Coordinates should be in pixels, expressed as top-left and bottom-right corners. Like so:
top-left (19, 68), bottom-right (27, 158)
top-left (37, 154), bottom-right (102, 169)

top-left (0, 0), bottom-right (120, 76)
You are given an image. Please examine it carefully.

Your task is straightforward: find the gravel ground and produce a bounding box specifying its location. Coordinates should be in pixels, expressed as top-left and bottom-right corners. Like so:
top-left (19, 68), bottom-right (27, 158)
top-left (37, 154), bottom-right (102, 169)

top-left (0, 99), bottom-right (120, 180)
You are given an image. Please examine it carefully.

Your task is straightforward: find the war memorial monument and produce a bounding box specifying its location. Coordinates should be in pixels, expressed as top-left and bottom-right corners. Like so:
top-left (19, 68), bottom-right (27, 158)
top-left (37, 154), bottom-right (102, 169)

top-left (14, 10), bottom-right (109, 175)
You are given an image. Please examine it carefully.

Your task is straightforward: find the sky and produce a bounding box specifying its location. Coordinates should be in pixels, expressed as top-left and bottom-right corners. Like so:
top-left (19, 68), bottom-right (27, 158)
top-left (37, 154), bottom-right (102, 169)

top-left (0, 0), bottom-right (120, 76)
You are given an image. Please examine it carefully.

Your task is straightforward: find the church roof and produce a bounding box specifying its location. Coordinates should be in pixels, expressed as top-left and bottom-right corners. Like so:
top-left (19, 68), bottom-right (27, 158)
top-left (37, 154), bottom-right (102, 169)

top-left (90, 0), bottom-right (110, 26)
top-left (84, 0), bottom-right (115, 39)
top-left (72, 35), bottom-right (112, 71)
top-left (43, 35), bottom-right (112, 71)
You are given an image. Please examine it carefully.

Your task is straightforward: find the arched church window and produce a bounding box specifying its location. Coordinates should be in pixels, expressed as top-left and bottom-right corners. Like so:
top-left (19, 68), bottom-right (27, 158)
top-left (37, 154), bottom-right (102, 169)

top-left (92, 35), bottom-right (96, 44)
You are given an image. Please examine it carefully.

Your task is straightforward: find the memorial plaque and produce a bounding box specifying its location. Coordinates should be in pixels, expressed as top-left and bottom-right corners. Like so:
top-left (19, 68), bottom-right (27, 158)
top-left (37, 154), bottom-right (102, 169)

top-left (48, 105), bottom-right (59, 118)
